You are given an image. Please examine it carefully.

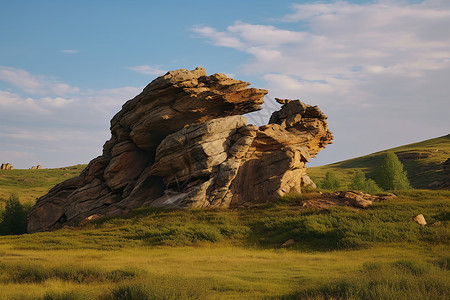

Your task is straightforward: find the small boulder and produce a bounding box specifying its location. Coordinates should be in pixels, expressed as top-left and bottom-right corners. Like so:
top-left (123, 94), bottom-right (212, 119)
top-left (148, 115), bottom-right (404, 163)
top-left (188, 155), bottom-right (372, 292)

top-left (79, 214), bottom-right (103, 226)
top-left (301, 175), bottom-right (317, 190)
top-left (281, 239), bottom-right (295, 247)
top-left (413, 214), bottom-right (427, 226)
top-left (1, 163), bottom-right (14, 170)
top-left (353, 196), bottom-right (373, 208)
top-left (339, 191), bottom-right (373, 208)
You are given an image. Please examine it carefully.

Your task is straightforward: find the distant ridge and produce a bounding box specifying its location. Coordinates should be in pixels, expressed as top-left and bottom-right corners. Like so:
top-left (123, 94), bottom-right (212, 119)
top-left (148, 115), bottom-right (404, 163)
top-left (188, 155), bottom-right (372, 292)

top-left (308, 134), bottom-right (450, 189)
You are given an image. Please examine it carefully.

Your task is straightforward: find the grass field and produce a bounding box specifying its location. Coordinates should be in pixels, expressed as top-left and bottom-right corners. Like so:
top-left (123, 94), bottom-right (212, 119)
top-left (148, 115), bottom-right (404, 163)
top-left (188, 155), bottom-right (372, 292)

top-left (0, 165), bottom-right (86, 204)
top-left (0, 189), bottom-right (449, 299)
top-left (308, 134), bottom-right (450, 189)
top-left (0, 136), bottom-right (449, 299)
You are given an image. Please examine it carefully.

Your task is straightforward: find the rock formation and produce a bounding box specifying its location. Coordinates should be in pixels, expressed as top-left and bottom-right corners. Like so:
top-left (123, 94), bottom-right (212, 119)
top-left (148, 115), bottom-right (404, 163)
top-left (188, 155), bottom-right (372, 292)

top-left (27, 67), bottom-right (333, 233)
top-left (1, 163), bottom-right (14, 170)
top-left (30, 165), bottom-right (43, 170)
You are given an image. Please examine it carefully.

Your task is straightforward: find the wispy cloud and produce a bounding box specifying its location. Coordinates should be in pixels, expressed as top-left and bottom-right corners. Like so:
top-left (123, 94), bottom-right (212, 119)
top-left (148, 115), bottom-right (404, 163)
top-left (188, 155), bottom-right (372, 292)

top-left (193, 0), bottom-right (450, 164)
top-left (61, 49), bottom-right (79, 54)
top-left (0, 66), bottom-right (80, 95)
top-left (127, 65), bottom-right (166, 75)
top-left (0, 80), bottom-right (141, 168)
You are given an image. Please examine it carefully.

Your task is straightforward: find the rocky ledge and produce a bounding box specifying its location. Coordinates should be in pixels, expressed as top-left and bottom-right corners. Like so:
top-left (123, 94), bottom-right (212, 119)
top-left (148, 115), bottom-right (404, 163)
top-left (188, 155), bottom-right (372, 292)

top-left (27, 67), bottom-right (333, 233)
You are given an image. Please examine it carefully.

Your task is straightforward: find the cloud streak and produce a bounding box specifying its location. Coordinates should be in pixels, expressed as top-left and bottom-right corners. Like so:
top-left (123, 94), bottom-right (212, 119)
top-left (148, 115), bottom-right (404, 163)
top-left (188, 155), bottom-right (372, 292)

top-left (61, 49), bottom-right (79, 54)
top-left (0, 66), bottom-right (80, 95)
top-left (127, 65), bottom-right (166, 75)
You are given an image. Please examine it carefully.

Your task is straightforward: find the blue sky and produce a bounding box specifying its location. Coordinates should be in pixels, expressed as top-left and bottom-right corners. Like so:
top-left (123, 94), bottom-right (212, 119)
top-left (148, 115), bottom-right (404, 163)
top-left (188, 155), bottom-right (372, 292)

top-left (1, 0), bottom-right (449, 169)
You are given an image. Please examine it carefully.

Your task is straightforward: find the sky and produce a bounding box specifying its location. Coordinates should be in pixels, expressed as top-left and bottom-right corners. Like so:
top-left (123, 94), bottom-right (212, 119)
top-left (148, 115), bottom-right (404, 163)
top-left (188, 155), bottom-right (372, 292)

top-left (0, 0), bottom-right (449, 169)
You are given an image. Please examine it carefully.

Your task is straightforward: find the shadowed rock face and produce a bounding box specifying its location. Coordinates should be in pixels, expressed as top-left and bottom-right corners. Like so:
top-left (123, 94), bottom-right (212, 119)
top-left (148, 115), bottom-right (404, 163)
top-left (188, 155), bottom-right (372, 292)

top-left (27, 67), bottom-right (332, 233)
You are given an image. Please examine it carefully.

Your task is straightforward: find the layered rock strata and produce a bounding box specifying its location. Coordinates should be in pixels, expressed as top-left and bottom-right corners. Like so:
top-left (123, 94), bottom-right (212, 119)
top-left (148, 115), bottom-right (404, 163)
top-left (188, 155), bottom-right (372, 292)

top-left (27, 67), bottom-right (332, 233)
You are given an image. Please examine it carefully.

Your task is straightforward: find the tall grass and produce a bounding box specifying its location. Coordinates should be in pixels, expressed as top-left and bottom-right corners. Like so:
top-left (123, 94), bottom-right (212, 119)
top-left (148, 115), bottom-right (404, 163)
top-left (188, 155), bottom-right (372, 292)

top-left (0, 261), bottom-right (142, 284)
top-left (0, 190), bottom-right (448, 299)
top-left (280, 259), bottom-right (449, 299)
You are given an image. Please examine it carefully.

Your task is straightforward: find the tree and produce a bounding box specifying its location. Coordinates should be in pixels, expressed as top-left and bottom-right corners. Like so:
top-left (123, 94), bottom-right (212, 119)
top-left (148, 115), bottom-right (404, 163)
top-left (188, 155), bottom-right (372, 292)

top-left (374, 152), bottom-right (411, 190)
top-left (320, 171), bottom-right (341, 191)
top-left (349, 170), bottom-right (382, 194)
top-left (0, 193), bottom-right (27, 235)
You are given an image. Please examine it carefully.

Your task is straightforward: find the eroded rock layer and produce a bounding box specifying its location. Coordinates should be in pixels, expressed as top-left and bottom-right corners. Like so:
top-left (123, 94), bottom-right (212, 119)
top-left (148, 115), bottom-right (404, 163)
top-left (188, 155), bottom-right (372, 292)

top-left (27, 67), bottom-right (332, 233)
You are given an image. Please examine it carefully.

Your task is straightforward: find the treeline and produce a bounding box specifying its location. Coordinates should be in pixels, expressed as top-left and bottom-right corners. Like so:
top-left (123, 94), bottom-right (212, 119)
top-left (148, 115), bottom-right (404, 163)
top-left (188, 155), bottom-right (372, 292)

top-left (0, 193), bottom-right (31, 235)
top-left (318, 152), bottom-right (411, 193)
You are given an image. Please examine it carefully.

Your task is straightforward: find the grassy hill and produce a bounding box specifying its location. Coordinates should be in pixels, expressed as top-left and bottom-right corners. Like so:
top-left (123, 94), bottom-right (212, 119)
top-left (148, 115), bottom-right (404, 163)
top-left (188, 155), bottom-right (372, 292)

top-left (0, 165), bottom-right (86, 204)
top-left (308, 134), bottom-right (450, 189)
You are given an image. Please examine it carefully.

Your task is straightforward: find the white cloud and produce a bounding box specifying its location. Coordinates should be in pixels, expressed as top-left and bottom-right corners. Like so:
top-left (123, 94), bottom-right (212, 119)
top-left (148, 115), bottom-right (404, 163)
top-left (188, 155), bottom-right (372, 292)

top-left (192, 25), bottom-right (245, 49)
top-left (0, 82), bottom-right (142, 168)
top-left (127, 65), bottom-right (166, 75)
top-left (194, 0), bottom-right (450, 165)
top-left (0, 66), bottom-right (80, 95)
top-left (61, 49), bottom-right (79, 54)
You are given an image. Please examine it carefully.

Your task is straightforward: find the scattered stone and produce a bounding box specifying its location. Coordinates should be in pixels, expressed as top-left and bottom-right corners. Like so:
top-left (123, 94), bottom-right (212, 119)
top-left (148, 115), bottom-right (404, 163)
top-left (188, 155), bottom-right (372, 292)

top-left (79, 214), bottom-right (103, 226)
top-left (353, 196), bottom-right (373, 208)
top-left (413, 214), bottom-right (427, 226)
top-left (431, 221), bottom-right (442, 227)
top-left (27, 67), bottom-right (333, 233)
top-left (281, 239), bottom-right (295, 247)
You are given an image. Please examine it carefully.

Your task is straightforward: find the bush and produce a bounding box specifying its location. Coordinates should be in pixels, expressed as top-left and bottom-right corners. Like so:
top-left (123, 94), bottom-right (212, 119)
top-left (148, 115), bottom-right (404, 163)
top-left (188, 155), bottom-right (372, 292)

top-left (320, 171), bottom-right (341, 191)
top-left (0, 193), bottom-right (28, 235)
top-left (349, 171), bottom-right (382, 193)
top-left (374, 152), bottom-right (411, 190)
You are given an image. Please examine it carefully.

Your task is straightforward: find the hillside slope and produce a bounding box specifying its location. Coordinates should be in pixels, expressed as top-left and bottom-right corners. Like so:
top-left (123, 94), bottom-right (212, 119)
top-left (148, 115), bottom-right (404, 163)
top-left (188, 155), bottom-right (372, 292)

top-left (308, 134), bottom-right (450, 189)
top-left (0, 165), bottom-right (86, 204)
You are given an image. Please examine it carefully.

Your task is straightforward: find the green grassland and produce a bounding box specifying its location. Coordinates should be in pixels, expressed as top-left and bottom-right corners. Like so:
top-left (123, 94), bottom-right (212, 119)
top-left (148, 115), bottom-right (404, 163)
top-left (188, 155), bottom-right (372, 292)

top-left (0, 190), bottom-right (449, 299)
top-left (0, 136), bottom-right (449, 299)
top-left (0, 165), bottom-right (86, 204)
top-left (308, 134), bottom-right (450, 189)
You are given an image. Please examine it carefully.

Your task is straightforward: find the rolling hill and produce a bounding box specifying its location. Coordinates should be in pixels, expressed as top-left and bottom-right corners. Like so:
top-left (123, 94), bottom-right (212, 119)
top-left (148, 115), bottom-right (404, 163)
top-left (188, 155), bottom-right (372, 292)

top-left (308, 134), bottom-right (450, 189)
top-left (0, 165), bottom-right (86, 204)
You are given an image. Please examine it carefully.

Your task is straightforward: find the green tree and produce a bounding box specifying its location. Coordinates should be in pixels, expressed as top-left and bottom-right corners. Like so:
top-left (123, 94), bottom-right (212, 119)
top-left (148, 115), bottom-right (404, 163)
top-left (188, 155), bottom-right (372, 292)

top-left (374, 152), bottom-right (411, 190)
top-left (0, 193), bottom-right (27, 235)
top-left (349, 171), bottom-right (382, 194)
top-left (320, 171), bottom-right (341, 191)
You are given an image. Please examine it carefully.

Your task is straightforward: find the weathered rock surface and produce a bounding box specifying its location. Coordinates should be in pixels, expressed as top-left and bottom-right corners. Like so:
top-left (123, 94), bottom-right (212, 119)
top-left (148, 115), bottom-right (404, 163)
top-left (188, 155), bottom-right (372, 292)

top-left (27, 67), bottom-right (333, 233)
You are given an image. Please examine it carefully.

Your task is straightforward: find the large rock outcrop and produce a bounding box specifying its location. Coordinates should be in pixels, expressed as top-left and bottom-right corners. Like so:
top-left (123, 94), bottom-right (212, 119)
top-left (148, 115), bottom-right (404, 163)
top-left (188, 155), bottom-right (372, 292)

top-left (27, 67), bottom-right (332, 233)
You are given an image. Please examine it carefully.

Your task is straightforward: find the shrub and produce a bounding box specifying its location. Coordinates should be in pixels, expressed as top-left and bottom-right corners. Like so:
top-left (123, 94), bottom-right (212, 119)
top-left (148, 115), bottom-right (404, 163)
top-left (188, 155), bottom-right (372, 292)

top-left (374, 152), bottom-right (411, 190)
top-left (320, 171), bottom-right (341, 191)
top-left (0, 193), bottom-right (28, 235)
top-left (349, 170), bottom-right (382, 193)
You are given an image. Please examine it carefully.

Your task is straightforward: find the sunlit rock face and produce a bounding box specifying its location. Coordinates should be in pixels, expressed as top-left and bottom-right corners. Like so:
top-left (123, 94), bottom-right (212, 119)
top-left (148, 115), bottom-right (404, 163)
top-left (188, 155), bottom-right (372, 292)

top-left (27, 67), bottom-right (332, 233)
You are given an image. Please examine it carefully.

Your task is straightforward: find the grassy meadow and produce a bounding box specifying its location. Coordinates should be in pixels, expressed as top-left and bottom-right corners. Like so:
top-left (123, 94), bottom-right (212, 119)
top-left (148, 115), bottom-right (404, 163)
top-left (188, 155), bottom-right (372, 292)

top-left (0, 135), bottom-right (449, 299)
top-left (0, 189), bottom-right (449, 299)
top-left (0, 165), bottom-right (86, 204)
